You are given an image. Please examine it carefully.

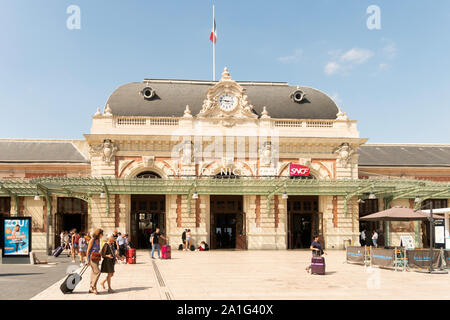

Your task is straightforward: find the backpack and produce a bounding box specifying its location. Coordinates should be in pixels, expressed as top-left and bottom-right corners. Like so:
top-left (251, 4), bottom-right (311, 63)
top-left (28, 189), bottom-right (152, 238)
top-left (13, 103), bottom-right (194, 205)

top-left (190, 245), bottom-right (195, 251)
top-left (178, 244), bottom-right (183, 251)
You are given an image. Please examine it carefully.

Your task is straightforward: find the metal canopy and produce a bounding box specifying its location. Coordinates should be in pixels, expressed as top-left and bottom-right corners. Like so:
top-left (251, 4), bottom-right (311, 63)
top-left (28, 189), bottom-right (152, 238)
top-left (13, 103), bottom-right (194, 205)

top-left (0, 177), bottom-right (448, 197)
top-left (0, 177), bottom-right (449, 216)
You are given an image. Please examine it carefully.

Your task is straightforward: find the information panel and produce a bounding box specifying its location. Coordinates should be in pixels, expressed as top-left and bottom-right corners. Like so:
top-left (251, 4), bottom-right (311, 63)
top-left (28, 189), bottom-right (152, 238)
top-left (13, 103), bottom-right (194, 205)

top-left (2, 217), bottom-right (31, 257)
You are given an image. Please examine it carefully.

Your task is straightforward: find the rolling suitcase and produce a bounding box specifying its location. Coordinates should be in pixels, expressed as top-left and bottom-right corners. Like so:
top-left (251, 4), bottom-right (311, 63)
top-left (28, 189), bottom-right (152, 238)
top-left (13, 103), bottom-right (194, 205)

top-left (126, 249), bottom-right (136, 264)
top-left (60, 264), bottom-right (89, 294)
top-left (52, 246), bottom-right (64, 257)
top-left (311, 256), bottom-right (326, 275)
top-left (161, 245), bottom-right (171, 259)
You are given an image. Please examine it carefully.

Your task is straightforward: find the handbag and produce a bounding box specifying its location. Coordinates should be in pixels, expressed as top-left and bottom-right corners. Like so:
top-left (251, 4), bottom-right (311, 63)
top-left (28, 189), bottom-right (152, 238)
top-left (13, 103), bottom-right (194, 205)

top-left (91, 251), bottom-right (101, 262)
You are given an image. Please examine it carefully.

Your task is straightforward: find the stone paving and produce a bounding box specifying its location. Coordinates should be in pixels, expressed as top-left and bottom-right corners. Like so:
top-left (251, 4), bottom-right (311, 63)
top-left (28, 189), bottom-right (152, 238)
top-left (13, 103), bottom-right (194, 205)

top-left (31, 249), bottom-right (450, 300)
top-left (0, 250), bottom-right (76, 300)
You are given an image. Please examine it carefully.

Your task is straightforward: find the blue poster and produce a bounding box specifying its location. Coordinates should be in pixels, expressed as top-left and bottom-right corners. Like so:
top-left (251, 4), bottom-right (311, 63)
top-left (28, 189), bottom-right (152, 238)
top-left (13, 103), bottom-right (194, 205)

top-left (3, 218), bottom-right (31, 256)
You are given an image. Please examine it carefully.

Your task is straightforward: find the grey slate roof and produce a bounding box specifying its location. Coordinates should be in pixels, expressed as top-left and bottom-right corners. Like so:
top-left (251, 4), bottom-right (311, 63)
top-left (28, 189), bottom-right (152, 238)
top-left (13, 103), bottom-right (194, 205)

top-left (359, 144), bottom-right (450, 167)
top-left (106, 80), bottom-right (339, 119)
top-left (0, 141), bottom-right (89, 163)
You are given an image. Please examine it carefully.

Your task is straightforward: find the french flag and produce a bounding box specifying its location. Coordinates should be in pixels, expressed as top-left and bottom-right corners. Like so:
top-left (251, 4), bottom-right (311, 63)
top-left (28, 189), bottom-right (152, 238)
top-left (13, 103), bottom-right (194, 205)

top-left (210, 19), bottom-right (217, 44)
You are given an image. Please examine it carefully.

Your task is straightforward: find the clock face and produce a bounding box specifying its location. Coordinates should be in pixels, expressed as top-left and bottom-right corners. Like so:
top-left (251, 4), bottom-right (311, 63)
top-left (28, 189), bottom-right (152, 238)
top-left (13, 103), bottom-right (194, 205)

top-left (218, 94), bottom-right (237, 112)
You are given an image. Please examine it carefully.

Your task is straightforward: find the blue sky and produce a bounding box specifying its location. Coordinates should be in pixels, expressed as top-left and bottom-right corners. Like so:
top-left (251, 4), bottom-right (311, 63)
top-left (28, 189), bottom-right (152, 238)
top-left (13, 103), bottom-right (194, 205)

top-left (0, 0), bottom-right (449, 142)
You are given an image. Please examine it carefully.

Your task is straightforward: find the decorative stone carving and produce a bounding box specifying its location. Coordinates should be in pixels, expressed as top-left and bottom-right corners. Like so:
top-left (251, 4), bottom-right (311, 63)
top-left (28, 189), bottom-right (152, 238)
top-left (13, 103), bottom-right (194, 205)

top-left (103, 104), bottom-right (112, 116)
top-left (336, 107), bottom-right (348, 120)
top-left (118, 160), bottom-right (133, 177)
top-left (90, 139), bottom-right (118, 165)
top-left (299, 157), bottom-right (312, 167)
top-left (181, 141), bottom-right (193, 165)
top-left (142, 156), bottom-right (155, 167)
top-left (259, 141), bottom-right (273, 167)
top-left (261, 106), bottom-right (270, 119)
top-left (333, 143), bottom-right (354, 167)
top-left (221, 156), bottom-right (234, 169)
top-left (197, 67), bottom-right (258, 124)
top-left (94, 108), bottom-right (101, 117)
top-left (183, 105), bottom-right (193, 118)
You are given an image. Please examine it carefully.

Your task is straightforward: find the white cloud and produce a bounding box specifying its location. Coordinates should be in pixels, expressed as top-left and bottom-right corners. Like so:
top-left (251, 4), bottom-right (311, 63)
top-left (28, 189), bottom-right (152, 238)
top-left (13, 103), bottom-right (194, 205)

top-left (324, 62), bottom-right (341, 75)
top-left (278, 49), bottom-right (303, 63)
top-left (324, 47), bottom-right (374, 75)
top-left (379, 63), bottom-right (389, 70)
top-left (340, 48), bottom-right (374, 64)
top-left (381, 38), bottom-right (397, 60)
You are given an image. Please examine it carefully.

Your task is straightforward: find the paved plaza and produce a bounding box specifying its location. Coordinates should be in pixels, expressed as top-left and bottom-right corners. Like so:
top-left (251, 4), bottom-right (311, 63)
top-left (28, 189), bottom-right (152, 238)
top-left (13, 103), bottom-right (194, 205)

top-left (28, 249), bottom-right (450, 300)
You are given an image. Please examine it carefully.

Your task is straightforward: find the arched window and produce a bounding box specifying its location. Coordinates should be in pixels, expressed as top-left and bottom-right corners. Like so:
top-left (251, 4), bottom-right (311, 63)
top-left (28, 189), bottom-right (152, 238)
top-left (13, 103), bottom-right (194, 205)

top-left (290, 174), bottom-right (316, 180)
top-left (214, 172), bottom-right (239, 179)
top-left (136, 171), bottom-right (161, 179)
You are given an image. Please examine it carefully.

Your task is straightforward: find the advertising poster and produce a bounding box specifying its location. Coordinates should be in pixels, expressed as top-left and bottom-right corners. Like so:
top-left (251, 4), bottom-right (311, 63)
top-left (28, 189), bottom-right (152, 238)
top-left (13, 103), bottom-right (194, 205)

top-left (2, 217), bottom-right (31, 257)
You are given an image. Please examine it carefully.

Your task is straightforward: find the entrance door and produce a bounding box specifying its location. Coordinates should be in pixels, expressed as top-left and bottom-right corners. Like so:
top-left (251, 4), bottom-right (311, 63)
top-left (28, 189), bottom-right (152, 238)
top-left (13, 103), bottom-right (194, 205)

top-left (130, 195), bottom-right (165, 249)
top-left (54, 198), bottom-right (88, 249)
top-left (210, 196), bottom-right (246, 250)
top-left (287, 196), bottom-right (319, 249)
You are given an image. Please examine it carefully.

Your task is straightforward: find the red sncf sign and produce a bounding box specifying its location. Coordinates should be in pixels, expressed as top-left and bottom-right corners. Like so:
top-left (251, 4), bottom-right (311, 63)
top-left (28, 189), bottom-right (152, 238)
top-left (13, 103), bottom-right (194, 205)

top-left (289, 164), bottom-right (310, 176)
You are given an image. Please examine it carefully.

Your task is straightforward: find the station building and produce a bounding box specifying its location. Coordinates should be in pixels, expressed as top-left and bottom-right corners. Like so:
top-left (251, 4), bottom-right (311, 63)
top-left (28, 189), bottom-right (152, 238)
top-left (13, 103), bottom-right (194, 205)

top-left (1, 68), bottom-right (449, 252)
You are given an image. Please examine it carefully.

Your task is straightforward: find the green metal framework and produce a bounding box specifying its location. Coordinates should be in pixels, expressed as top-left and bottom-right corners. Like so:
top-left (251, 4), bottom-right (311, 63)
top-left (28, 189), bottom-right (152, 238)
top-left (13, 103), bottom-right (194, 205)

top-left (0, 177), bottom-right (449, 216)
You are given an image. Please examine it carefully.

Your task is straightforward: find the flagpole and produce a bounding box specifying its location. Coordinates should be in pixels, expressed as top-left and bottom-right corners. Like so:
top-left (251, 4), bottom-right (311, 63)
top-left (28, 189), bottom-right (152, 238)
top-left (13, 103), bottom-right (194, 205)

top-left (212, 4), bottom-right (215, 81)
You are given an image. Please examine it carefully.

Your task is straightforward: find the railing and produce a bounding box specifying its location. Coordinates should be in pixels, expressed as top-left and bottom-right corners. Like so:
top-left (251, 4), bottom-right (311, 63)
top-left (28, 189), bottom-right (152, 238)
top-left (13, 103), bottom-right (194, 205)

top-left (116, 117), bottom-right (179, 127)
top-left (274, 119), bottom-right (334, 128)
top-left (114, 116), bottom-right (336, 128)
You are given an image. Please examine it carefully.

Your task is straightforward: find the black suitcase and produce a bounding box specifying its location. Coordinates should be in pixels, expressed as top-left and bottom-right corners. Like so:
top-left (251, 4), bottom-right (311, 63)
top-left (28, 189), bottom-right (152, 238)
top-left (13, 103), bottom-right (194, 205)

top-left (52, 246), bottom-right (64, 257)
top-left (60, 264), bottom-right (89, 294)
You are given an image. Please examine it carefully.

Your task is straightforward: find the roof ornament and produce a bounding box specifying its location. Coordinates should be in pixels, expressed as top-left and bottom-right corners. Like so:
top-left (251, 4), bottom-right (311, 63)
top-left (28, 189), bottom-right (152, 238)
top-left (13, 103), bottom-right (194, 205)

top-left (104, 104), bottom-right (113, 116)
top-left (261, 106), bottom-right (271, 119)
top-left (94, 107), bottom-right (102, 116)
top-left (183, 105), bottom-right (193, 118)
top-left (336, 107), bottom-right (348, 120)
top-left (221, 67), bottom-right (232, 81)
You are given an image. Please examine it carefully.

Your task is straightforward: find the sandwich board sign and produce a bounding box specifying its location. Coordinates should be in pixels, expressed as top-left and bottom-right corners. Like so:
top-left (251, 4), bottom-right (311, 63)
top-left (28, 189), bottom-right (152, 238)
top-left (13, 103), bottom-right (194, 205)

top-left (400, 235), bottom-right (415, 250)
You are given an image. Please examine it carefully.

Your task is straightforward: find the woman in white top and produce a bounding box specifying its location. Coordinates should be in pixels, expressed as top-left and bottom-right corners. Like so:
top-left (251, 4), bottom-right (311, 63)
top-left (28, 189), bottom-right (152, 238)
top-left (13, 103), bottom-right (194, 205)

top-left (185, 229), bottom-right (192, 251)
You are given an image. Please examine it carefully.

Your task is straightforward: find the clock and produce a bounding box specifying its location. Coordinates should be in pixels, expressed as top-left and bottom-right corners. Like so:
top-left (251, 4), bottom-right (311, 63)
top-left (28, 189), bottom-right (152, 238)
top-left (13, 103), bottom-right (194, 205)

top-left (218, 93), bottom-right (237, 112)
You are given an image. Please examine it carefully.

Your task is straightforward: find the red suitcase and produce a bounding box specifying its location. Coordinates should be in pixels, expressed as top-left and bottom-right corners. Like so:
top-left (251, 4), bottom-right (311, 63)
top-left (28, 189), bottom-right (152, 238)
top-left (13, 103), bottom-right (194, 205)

top-left (126, 249), bottom-right (136, 264)
top-left (161, 245), bottom-right (171, 259)
top-left (311, 256), bottom-right (325, 275)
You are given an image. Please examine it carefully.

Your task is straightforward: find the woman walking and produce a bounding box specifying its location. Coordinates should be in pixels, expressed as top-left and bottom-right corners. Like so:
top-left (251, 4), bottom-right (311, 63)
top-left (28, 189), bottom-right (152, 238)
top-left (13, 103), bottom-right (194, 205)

top-left (86, 228), bottom-right (103, 294)
top-left (100, 234), bottom-right (116, 293)
top-left (78, 232), bottom-right (88, 266)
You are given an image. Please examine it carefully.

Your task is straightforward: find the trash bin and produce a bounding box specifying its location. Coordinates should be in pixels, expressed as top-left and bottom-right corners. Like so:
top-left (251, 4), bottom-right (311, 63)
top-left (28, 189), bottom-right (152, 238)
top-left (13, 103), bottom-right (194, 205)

top-left (343, 239), bottom-right (352, 249)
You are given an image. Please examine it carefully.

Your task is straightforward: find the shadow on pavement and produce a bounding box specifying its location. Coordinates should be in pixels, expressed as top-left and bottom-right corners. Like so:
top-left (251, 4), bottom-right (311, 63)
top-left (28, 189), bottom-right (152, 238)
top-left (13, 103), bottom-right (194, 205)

top-left (69, 286), bottom-right (151, 295)
top-left (0, 273), bottom-right (44, 277)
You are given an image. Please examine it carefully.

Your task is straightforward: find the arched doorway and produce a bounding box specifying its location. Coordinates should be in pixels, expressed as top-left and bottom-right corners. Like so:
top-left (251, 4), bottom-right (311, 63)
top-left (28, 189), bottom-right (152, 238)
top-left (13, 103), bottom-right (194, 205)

top-left (210, 195), bottom-right (246, 250)
top-left (54, 197), bottom-right (88, 249)
top-left (287, 196), bottom-right (320, 249)
top-left (130, 171), bottom-right (166, 249)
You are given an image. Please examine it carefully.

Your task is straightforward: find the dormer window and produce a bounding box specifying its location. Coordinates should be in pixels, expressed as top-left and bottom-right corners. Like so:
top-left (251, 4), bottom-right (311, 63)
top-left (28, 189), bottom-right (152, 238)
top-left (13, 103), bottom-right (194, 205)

top-left (291, 89), bottom-right (305, 103)
top-left (142, 87), bottom-right (155, 100)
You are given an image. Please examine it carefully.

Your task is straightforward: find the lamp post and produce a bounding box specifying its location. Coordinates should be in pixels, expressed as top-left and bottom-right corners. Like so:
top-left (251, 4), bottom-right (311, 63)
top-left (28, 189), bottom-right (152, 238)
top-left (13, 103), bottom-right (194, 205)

top-left (415, 200), bottom-right (447, 274)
